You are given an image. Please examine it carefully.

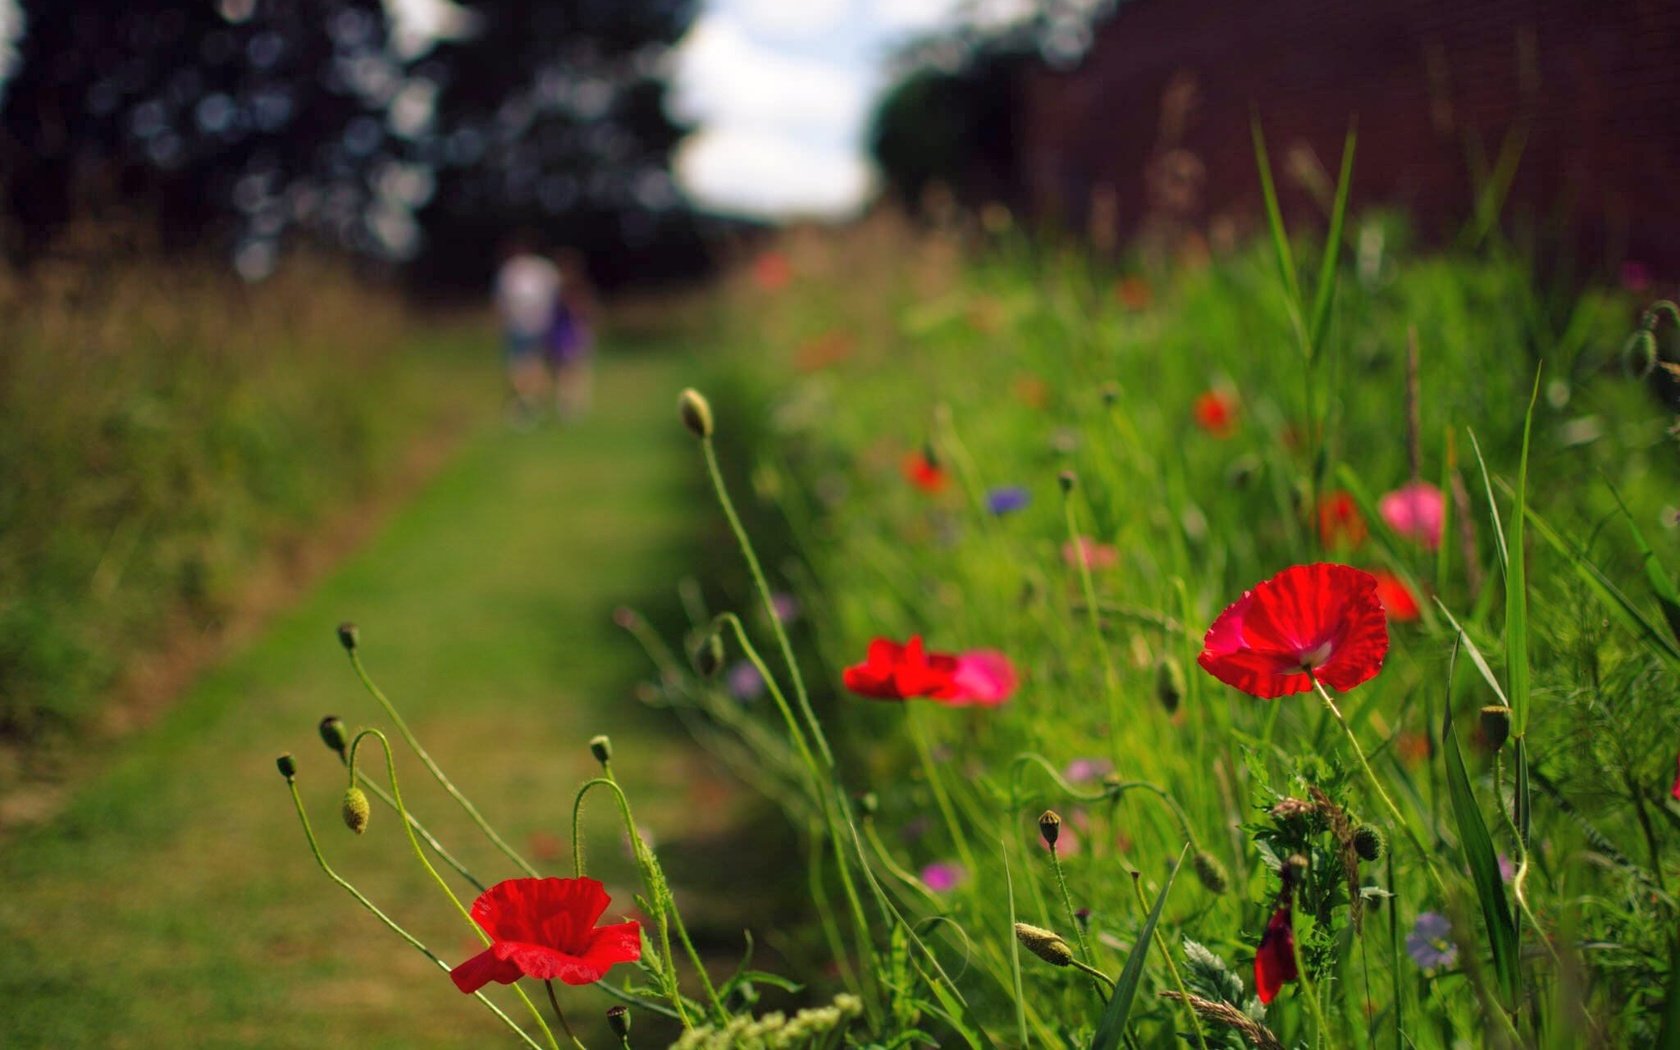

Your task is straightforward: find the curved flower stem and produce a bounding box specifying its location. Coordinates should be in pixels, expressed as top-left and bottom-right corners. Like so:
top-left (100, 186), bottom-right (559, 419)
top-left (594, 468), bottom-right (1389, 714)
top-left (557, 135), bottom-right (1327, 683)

top-left (714, 613), bottom-right (821, 789)
top-left (905, 704), bottom-right (977, 876)
top-left (860, 818), bottom-right (942, 908)
top-left (347, 649), bottom-right (539, 877)
top-left (347, 729), bottom-right (559, 1050)
top-left (282, 777), bottom-right (547, 1050)
top-left (700, 436), bottom-right (833, 769)
top-left (570, 777), bottom-right (691, 1027)
top-left (331, 747), bottom-right (485, 892)
top-left (1070, 959), bottom-right (1117, 993)
top-left (1129, 873), bottom-right (1209, 1050)
top-left (1286, 895), bottom-right (1330, 1050)
top-left (1006, 753), bottom-right (1201, 850)
top-left (1310, 680), bottom-right (1450, 902)
top-left (545, 980), bottom-right (589, 1050)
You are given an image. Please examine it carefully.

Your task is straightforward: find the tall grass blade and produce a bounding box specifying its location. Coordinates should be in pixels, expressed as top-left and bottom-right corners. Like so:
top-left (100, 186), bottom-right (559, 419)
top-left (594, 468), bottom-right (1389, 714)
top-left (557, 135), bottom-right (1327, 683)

top-left (1505, 373), bottom-right (1538, 738)
top-left (1443, 675), bottom-right (1521, 1006)
top-left (1307, 123), bottom-right (1357, 359)
top-left (1658, 934), bottom-right (1680, 1050)
top-left (1607, 480), bottom-right (1680, 647)
top-left (1091, 847), bottom-right (1187, 1050)
top-left (1250, 117), bottom-right (1304, 329)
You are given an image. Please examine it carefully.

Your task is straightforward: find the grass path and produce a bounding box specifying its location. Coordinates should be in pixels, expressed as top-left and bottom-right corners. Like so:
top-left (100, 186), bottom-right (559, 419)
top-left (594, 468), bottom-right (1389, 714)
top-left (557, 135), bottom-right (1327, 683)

top-left (0, 343), bottom-right (749, 1049)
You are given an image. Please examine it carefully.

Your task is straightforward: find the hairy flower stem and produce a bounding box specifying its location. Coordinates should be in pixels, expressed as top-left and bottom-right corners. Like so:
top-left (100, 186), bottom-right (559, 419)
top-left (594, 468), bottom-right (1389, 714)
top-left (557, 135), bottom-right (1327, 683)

top-left (347, 649), bottom-right (539, 876)
top-left (570, 777), bottom-right (693, 1026)
top-left (906, 705), bottom-right (977, 876)
top-left (1129, 874), bottom-right (1209, 1050)
top-left (1312, 680), bottom-right (1450, 902)
top-left (1047, 843), bottom-right (1101, 1000)
top-left (283, 777), bottom-right (548, 1050)
top-left (1061, 492), bottom-right (1124, 764)
top-left (348, 729), bottom-right (560, 1049)
top-left (545, 980), bottom-right (589, 1050)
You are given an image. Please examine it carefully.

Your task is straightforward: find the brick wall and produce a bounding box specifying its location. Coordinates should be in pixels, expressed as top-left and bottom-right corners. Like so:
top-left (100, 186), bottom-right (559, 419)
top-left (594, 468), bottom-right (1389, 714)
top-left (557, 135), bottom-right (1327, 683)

top-left (1016, 0), bottom-right (1680, 273)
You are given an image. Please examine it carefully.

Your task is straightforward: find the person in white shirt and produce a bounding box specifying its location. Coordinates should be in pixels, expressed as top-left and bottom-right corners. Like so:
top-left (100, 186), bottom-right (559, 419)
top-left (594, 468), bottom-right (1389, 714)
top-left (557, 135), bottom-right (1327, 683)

top-left (494, 236), bottom-right (561, 421)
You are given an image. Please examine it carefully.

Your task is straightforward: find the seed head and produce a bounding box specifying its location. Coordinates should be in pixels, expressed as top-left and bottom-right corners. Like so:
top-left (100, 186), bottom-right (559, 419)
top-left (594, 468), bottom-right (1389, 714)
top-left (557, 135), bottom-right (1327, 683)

top-left (693, 632), bottom-right (725, 677)
top-left (606, 1005), bottom-right (631, 1040)
top-left (341, 786), bottom-right (371, 834)
top-left (678, 388), bottom-right (714, 439)
top-left (1353, 824), bottom-right (1385, 862)
top-left (1479, 705), bottom-right (1511, 752)
top-left (1271, 797), bottom-right (1316, 822)
top-left (589, 734), bottom-right (613, 766)
top-left (276, 753), bottom-right (297, 781)
top-left (1013, 922), bottom-right (1074, 966)
top-left (1038, 809), bottom-right (1062, 848)
top-left (336, 622), bottom-right (359, 652)
top-left (1057, 470), bottom-right (1076, 495)
top-left (318, 716), bottom-right (349, 756)
top-left (1155, 656), bottom-right (1184, 714)
top-left (1192, 850), bottom-right (1230, 894)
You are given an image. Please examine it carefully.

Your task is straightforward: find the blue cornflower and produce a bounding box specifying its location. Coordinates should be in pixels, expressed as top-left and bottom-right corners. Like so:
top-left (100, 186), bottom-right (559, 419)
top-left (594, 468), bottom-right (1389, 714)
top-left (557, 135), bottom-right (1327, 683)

top-left (985, 485), bottom-right (1031, 516)
top-left (1405, 912), bottom-right (1458, 970)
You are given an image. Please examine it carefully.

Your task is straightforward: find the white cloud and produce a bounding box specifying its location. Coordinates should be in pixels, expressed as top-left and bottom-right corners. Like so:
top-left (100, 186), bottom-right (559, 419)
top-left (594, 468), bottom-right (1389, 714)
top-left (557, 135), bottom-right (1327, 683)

top-left (674, 125), bottom-right (875, 220)
top-left (737, 0), bottom-right (854, 40)
top-left (666, 14), bottom-right (876, 138)
top-left (867, 0), bottom-right (961, 35)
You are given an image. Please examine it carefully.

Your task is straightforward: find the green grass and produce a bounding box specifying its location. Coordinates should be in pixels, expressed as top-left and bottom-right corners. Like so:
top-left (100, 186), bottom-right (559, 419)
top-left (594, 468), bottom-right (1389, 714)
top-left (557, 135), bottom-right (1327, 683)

top-left (0, 343), bottom-right (761, 1049)
top-left (638, 216), bottom-right (1680, 1046)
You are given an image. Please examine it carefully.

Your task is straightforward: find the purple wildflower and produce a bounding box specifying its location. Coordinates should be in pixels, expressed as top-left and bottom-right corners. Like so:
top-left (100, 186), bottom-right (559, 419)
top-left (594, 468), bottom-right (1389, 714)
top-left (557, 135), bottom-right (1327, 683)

top-left (770, 592), bottom-right (801, 624)
top-left (985, 485), bottom-right (1031, 516)
top-left (1405, 912), bottom-right (1458, 970)
top-left (726, 660), bottom-right (764, 701)
top-left (1064, 757), bottom-right (1113, 783)
top-left (920, 862), bottom-right (966, 893)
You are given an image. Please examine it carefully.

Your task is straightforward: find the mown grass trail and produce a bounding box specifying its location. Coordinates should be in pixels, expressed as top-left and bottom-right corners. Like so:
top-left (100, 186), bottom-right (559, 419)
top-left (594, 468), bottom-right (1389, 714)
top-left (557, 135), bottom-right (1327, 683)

top-left (0, 341), bottom-right (745, 1049)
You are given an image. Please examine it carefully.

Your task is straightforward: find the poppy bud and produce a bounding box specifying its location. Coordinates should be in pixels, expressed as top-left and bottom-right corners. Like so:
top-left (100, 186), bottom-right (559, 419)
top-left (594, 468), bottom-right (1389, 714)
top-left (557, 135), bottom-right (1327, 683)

top-left (341, 786), bottom-right (371, 834)
top-left (1038, 809), bottom-right (1062, 848)
top-left (611, 606), bottom-right (640, 630)
top-left (1100, 382), bottom-right (1120, 407)
top-left (1193, 850), bottom-right (1229, 894)
top-left (1074, 906), bottom-right (1091, 932)
top-left (857, 792), bottom-right (879, 818)
top-left (1353, 824), bottom-right (1385, 862)
top-left (1057, 470), bottom-right (1076, 494)
top-left (1154, 656), bottom-right (1184, 714)
top-left (276, 753), bottom-right (297, 781)
top-left (318, 716), bottom-right (349, 757)
top-left (1479, 705), bottom-right (1511, 752)
top-left (693, 632), bottom-right (725, 677)
top-left (678, 388), bottom-right (714, 439)
top-left (1285, 852), bottom-right (1309, 886)
top-left (606, 1005), bottom-right (631, 1040)
top-left (589, 734), bottom-right (613, 766)
top-left (336, 622), bottom-right (359, 652)
top-left (1013, 922), bottom-right (1074, 966)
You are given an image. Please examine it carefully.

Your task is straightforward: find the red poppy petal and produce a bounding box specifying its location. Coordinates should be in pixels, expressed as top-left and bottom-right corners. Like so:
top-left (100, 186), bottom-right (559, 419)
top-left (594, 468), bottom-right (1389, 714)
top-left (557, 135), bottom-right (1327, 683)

top-left (491, 940), bottom-right (587, 982)
top-left (566, 920), bottom-right (643, 985)
top-left (1315, 589), bottom-right (1389, 692)
top-left (530, 877), bottom-right (612, 948)
top-left (1253, 907), bottom-right (1298, 1005)
top-left (450, 947), bottom-right (522, 994)
top-left (1198, 646), bottom-right (1315, 699)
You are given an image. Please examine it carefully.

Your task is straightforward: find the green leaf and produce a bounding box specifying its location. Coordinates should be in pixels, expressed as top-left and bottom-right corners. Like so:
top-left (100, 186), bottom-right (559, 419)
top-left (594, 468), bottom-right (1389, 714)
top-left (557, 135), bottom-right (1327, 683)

top-left (1658, 933), bottom-right (1680, 1050)
top-left (1091, 847), bottom-right (1187, 1050)
top-left (1607, 480), bottom-right (1680, 649)
top-left (1307, 122), bottom-right (1357, 359)
top-left (1431, 600), bottom-right (1510, 707)
top-left (1505, 373), bottom-right (1538, 738)
top-left (1442, 657), bottom-right (1521, 1006)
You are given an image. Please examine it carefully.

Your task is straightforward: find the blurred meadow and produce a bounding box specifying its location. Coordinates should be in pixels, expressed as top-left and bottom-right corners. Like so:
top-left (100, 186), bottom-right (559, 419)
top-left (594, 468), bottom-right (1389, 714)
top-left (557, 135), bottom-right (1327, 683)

top-left (2, 1), bottom-right (1680, 1049)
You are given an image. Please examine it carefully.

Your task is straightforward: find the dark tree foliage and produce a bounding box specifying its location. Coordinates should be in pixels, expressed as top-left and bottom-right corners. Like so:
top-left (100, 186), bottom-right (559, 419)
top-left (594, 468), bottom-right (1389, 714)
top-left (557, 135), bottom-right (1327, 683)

top-left (0, 0), bottom-right (708, 290)
top-left (868, 54), bottom-right (1026, 211)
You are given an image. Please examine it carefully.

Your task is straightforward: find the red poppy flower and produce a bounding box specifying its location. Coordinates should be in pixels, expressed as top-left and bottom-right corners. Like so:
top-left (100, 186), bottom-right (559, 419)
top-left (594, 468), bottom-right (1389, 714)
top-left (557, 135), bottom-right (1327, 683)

top-left (1193, 390), bottom-right (1238, 438)
top-left (1197, 563), bottom-right (1389, 699)
top-left (751, 250), bottom-right (792, 292)
top-left (1317, 491), bottom-right (1367, 548)
top-left (1371, 570), bottom-right (1421, 622)
top-left (1254, 903), bottom-right (1298, 1005)
top-left (902, 451), bottom-right (947, 493)
top-left (948, 649), bottom-right (1018, 706)
top-left (449, 877), bottom-right (641, 994)
top-left (1671, 751), bottom-right (1679, 801)
top-left (842, 636), bottom-right (961, 701)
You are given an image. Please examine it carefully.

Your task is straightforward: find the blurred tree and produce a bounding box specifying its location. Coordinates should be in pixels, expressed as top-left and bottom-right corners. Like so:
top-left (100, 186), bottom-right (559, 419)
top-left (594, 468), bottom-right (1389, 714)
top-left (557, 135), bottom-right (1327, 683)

top-left (0, 0), bottom-right (707, 289)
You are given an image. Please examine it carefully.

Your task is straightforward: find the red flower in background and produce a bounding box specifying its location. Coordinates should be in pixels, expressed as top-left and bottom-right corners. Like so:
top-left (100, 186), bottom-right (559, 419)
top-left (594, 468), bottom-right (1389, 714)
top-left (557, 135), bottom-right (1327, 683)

top-left (902, 451), bottom-right (947, 493)
top-left (1198, 563), bottom-right (1389, 699)
top-left (751, 250), bottom-right (792, 292)
top-left (1193, 390), bottom-right (1239, 438)
top-left (1371, 570), bottom-right (1421, 622)
top-left (1671, 751), bottom-right (1679, 801)
top-left (1253, 903), bottom-right (1298, 1005)
top-left (1317, 490), bottom-right (1368, 549)
top-left (843, 636), bottom-right (960, 701)
top-left (1379, 482), bottom-right (1445, 549)
top-left (1062, 536), bottom-right (1119, 571)
top-left (450, 878), bottom-right (640, 994)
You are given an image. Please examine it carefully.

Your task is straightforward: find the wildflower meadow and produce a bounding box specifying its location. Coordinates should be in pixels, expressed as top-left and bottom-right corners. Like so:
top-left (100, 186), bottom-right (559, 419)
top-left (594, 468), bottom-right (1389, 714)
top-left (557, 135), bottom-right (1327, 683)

top-left (267, 146), bottom-right (1680, 1049)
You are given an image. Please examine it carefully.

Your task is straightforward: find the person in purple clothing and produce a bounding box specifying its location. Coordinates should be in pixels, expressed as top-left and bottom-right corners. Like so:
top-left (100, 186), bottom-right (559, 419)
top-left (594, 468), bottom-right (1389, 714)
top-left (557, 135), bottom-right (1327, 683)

top-left (544, 248), bottom-right (596, 422)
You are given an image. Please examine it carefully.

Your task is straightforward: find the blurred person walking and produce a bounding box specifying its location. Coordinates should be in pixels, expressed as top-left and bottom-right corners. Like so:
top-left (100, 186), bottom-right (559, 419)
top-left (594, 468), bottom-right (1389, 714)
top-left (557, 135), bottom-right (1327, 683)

top-left (494, 235), bottom-right (560, 426)
top-left (545, 248), bottom-right (597, 422)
